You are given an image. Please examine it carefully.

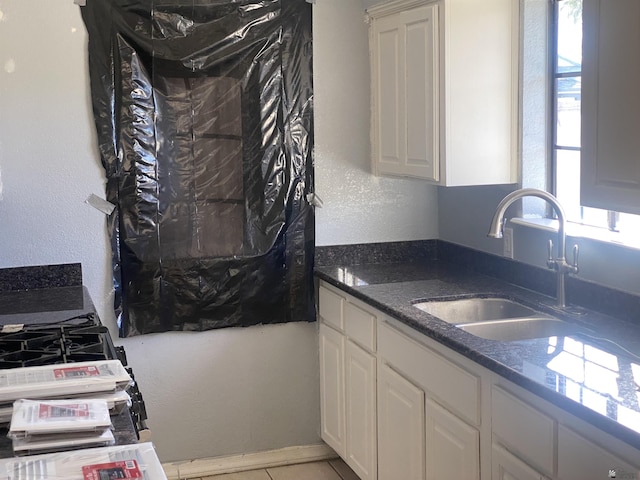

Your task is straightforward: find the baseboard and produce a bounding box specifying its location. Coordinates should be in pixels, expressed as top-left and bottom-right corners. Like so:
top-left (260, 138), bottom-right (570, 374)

top-left (162, 443), bottom-right (338, 480)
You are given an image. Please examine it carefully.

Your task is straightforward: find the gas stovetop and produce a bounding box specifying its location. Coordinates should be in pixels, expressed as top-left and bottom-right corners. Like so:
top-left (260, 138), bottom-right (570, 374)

top-left (0, 319), bottom-right (116, 369)
top-left (0, 316), bottom-right (148, 440)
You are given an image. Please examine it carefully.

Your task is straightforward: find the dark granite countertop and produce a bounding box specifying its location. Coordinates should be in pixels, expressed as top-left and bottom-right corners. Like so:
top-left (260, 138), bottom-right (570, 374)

top-left (316, 258), bottom-right (640, 451)
top-left (0, 286), bottom-right (97, 327)
top-left (0, 263), bottom-right (95, 327)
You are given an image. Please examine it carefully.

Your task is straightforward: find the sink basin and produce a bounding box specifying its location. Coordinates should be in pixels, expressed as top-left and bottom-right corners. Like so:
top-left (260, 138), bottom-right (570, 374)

top-left (413, 297), bottom-right (539, 324)
top-left (413, 296), bottom-right (588, 341)
top-left (458, 317), bottom-right (583, 341)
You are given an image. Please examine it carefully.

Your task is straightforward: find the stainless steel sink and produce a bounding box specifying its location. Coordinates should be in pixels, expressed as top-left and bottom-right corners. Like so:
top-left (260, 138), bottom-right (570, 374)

top-left (413, 296), bottom-right (586, 341)
top-left (458, 317), bottom-right (583, 341)
top-left (413, 297), bottom-right (539, 324)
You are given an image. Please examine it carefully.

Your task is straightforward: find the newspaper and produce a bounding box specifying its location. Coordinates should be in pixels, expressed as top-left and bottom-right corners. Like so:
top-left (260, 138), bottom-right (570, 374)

top-left (0, 391), bottom-right (131, 426)
top-left (0, 443), bottom-right (166, 479)
top-left (9, 399), bottom-right (112, 438)
top-left (0, 361), bottom-right (133, 403)
top-left (12, 429), bottom-right (115, 455)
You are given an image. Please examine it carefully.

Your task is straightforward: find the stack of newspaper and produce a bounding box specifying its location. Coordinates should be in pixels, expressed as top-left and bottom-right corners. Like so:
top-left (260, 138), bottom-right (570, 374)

top-left (0, 442), bottom-right (166, 479)
top-left (0, 360), bottom-right (133, 455)
top-left (8, 399), bottom-right (115, 455)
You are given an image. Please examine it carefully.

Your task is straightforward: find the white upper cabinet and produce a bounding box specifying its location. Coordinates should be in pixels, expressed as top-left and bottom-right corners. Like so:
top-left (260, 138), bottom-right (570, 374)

top-left (581, 0), bottom-right (640, 215)
top-left (370, 3), bottom-right (440, 181)
top-left (368, 0), bottom-right (519, 186)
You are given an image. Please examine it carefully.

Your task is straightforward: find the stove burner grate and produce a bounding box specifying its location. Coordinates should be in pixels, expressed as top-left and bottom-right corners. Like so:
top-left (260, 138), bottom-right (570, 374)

top-left (0, 325), bottom-right (116, 369)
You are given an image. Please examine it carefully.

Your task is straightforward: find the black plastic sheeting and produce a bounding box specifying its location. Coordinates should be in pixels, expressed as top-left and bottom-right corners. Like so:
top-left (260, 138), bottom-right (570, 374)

top-left (80, 0), bottom-right (315, 337)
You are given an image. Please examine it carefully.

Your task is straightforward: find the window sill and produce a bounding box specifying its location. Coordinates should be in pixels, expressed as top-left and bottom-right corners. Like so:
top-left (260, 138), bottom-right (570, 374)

top-left (510, 217), bottom-right (640, 251)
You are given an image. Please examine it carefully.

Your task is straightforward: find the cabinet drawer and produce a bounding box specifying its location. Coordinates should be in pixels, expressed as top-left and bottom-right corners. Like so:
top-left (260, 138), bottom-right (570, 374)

top-left (491, 386), bottom-right (555, 476)
top-left (319, 285), bottom-right (345, 331)
top-left (492, 443), bottom-right (547, 480)
top-left (557, 425), bottom-right (639, 480)
top-left (378, 322), bottom-right (479, 425)
top-left (345, 302), bottom-right (376, 352)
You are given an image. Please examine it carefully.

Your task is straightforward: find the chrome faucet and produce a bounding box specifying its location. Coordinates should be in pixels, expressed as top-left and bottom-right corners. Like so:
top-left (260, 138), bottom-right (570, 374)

top-left (487, 188), bottom-right (579, 308)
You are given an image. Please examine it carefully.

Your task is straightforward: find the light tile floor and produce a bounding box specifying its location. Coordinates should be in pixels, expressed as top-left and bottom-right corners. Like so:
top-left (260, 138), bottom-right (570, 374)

top-left (199, 459), bottom-right (360, 480)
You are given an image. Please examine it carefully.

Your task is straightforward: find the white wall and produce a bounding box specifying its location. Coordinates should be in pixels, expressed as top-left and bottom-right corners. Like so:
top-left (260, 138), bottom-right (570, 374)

top-left (314, 0), bottom-right (439, 246)
top-left (437, 0), bottom-right (640, 297)
top-left (0, 0), bottom-right (437, 463)
top-left (0, 1), bottom-right (110, 309)
top-left (439, 185), bottom-right (640, 296)
top-left (119, 321), bottom-right (320, 462)
top-left (0, 0), bottom-right (320, 463)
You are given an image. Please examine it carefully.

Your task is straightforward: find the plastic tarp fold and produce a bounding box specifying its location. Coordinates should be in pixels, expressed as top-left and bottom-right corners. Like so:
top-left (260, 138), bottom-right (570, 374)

top-left (80, 0), bottom-right (314, 337)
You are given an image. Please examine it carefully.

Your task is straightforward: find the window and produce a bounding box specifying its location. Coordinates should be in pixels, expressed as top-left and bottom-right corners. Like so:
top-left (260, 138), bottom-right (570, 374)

top-left (546, 335), bottom-right (640, 433)
top-left (155, 76), bottom-right (245, 260)
top-left (552, 0), bottom-right (640, 240)
top-left (81, 0), bottom-right (316, 336)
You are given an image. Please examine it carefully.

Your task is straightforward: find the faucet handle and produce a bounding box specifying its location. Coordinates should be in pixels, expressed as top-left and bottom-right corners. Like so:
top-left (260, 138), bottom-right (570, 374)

top-left (571, 244), bottom-right (579, 273)
top-left (546, 239), bottom-right (555, 269)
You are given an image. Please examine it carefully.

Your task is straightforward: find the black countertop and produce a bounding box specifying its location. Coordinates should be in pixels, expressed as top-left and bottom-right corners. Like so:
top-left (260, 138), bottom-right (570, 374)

top-left (0, 286), bottom-right (96, 327)
top-left (316, 258), bottom-right (640, 451)
top-left (0, 263), bottom-right (93, 328)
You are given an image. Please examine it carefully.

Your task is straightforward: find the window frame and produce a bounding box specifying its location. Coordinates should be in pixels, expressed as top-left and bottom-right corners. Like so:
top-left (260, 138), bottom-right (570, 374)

top-left (550, 0), bottom-right (640, 239)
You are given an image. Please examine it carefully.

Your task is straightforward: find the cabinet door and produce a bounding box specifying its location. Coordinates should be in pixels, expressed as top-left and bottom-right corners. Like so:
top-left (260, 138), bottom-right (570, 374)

top-left (491, 386), bottom-right (554, 477)
top-left (345, 341), bottom-right (377, 480)
top-left (557, 425), bottom-right (639, 480)
top-left (443, 0), bottom-right (517, 186)
top-left (425, 398), bottom-right (479, 480)
top-left (319, 324), bottom-right (345, 457)
top-left (378, 363), bottom-right (425, 480)
top-left (371, 4), bottom-right (439, 181)
top-left (492, 444), bottom-right (548, 480)
top-left (319, 285), bottom-right (345, 331)
top-left (581, 0), bottom-right (640, 214)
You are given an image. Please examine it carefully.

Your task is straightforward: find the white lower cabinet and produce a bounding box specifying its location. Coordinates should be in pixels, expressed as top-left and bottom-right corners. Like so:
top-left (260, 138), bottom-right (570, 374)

top-left (319, 323), bottom-right (345, 457)
top-left (378, 319), bottom-right (480, 479)
top-left (345, 341), bottom-right (377, 480)
top-left (318, 281), bottom-right (640, 480)
top-left (491, 386), bottom-right (554, 477)
top-left (426, 398), bottom-right (479, 480)
top-left (319, 285), bottom-right (378, 480)
top-left (492, 444), bottom-right (548, 480)
top-left (378, 364), bottom-right (425, 480)
top-left (557, 425), bottom-right (639, 480)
